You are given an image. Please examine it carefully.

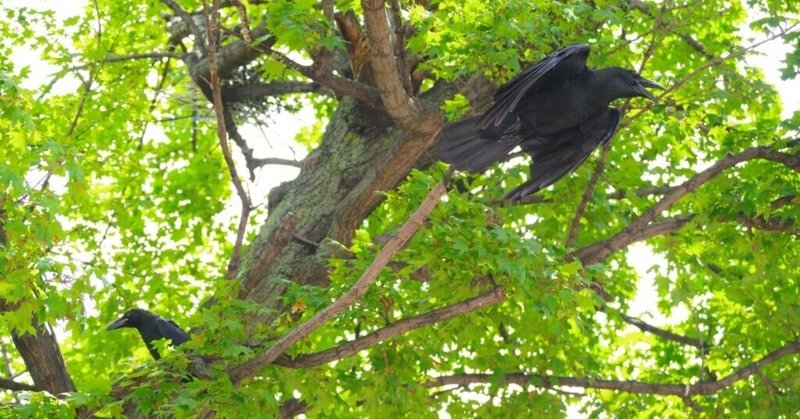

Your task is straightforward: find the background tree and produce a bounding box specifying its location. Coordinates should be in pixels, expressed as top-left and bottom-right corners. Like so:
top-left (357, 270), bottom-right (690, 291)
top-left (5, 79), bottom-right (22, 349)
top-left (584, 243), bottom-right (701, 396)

top-left (1, 0), bottom-right (799, 416)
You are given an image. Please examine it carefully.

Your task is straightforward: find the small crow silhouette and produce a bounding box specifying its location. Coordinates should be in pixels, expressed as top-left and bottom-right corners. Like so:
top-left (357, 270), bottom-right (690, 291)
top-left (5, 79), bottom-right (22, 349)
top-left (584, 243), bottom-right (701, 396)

top-left (438, 44), bottom-right (665, 201)
top-left (107, 308), bottom-right (190, 360)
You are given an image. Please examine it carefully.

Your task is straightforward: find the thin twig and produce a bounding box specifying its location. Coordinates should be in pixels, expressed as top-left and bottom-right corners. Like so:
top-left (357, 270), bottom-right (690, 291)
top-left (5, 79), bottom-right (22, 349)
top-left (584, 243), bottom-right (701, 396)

top-left (251, 157), bottom-right (303, 168)
top-left (137, 48), bottom-right (177, 149)
top-left (291, 233), bottom-right (320, 249)
top-left (202, 0), bottom-right (252, 279)
top-left (615, 310), bottom-right (706, 349)
top-left (66, 75), bottom-right (94, 138)
top-left (624, 24), bottom-right (800, 127)
top-left (564, 15), bottom-right (667, 246)
top-left (1, 345), bottom-right (21, 403)
top-left (606, 185), bottom-right (674, 200)
top-left (629, 0), bottom-right (714, 60)
top-left (566, 143), bottom-right (612, 247)
top-left (361, 0), bottom-right (440, 133)
top-left (221, 106), bottom-right (257, 180)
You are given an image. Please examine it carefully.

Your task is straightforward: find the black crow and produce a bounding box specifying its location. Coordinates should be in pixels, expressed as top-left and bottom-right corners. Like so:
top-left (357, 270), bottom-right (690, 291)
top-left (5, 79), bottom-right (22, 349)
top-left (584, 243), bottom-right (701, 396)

top-left (107, 308), bottom-right (190, 360)
top-left (438, 44), bottom-right (665, 201)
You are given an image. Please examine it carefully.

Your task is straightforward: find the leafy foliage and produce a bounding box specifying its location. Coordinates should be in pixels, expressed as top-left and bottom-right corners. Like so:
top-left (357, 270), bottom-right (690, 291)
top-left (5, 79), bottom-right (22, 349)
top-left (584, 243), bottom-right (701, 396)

top-left (0, 0), bottom-right (799, 417)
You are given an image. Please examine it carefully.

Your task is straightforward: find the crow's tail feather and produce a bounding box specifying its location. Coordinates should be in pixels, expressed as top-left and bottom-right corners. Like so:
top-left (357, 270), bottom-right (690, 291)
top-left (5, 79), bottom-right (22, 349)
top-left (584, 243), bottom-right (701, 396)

top-left (437, 116), bottom-right (520, 173)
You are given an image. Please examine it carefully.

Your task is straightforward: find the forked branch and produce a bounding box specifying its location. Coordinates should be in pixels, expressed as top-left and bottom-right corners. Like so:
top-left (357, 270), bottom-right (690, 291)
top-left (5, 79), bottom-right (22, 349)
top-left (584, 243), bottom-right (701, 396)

top-left (424, 340), bottom-right (800, 397)
top-left (229, 182), bottom-right (447, 384)
top-left (276, 287), bottom-right (505, 368)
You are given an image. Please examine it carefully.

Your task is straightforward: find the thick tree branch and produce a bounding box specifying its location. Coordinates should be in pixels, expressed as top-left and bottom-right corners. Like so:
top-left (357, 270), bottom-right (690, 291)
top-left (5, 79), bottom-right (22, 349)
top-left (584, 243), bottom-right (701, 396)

top-left (230, 182), bottom-right (447, 383)
top-left (221, 82), bottom-right (326, 103)
top-left (771, 194), bottom-right (799, 209)
top-left (7, 314), bottom-right (76, 395)
top-left (228, 0), bottom-right (252, 43)
top-left (162, 0), bottom-right (208, 56)
top-left (388, 0), bottom-right (412, 94)
top-left (189, 24), bottom-right (276, 96)
top-left (0, 378), bottom-right (38, 392)
top-left (737, 213), bottom-right (800, 235)
top-left (326, 76), bottom-right (492, 244)
top-left (361, 0), bottom-right (441, 133)
top-left (574, 147), bottom-right (799, 265)
top-left (0, 224), bottom-right (75, 397)
top-left (1, 225), bottom-right (74, 399)
top-left (275, 287), bottom-right (505, 368)
top-left (241, 77), bottom-right (491, 307)
top-left (240, 213), bottom-right (300, 297)
top-left (424, 340), bottom-right (800, 397)
top-left (574, 216), bottom-right (691, 269)
top-left (335, 10), bottom-right (373, 83)
top-left (252, 44), bottom-right (383, 108)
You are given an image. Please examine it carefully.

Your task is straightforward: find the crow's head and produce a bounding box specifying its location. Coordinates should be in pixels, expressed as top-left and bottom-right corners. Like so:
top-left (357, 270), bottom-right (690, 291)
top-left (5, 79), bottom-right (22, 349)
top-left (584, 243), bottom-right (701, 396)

top-left (601, 67), bottom-right (665, 102)
top-left (106, 308), bottom-right (154, 330)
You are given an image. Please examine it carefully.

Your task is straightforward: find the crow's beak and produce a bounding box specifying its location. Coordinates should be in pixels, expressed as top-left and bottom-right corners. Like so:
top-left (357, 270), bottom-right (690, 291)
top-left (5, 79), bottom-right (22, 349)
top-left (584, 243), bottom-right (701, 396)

top-left (636, 78), bottom-right (666, 102)
top-left (106, 316), bottom-right (128, 330)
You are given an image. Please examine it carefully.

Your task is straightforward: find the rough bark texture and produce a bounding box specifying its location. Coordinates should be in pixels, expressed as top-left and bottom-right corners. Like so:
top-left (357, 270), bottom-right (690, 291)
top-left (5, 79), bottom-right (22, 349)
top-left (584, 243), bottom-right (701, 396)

top-left (10, 320), bottom-right (76, 395)
top-left (238, 77), bottom-right (492, 309)
top-left (230, 181), bottom-right (447, 383)
top-left (0, 300), bottom-right (78, 396)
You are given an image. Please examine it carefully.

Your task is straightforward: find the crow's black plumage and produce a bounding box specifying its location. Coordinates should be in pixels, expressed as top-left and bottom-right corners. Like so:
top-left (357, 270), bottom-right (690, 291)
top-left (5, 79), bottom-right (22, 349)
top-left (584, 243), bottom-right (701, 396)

top-left (438, 44), bottom-right (664, 201)
top-left (107, 308), bottom-right (190, 360)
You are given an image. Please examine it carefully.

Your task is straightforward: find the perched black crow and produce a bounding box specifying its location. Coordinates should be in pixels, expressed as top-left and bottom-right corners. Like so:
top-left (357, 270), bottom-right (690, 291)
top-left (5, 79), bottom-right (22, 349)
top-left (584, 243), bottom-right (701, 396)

top-left (107, 308), bottom-right (190, 360)
top-left (438, 44), bottom-right (665, 201)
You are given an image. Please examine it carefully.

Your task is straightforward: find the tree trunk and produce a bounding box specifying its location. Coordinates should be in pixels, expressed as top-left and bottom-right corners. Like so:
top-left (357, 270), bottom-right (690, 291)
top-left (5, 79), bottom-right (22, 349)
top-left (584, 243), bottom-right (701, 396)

top-left (10, 318), bottom-right (76, 395)
top-left (237, 77), bottom-right (492, 314)
top-left (0, 215), bottom-right (76, 396)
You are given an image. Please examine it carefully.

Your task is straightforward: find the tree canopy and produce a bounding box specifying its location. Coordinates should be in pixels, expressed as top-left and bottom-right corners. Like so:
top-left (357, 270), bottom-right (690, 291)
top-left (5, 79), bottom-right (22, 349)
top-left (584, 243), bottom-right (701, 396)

top-left (1, 0), bottom-right (799, 416)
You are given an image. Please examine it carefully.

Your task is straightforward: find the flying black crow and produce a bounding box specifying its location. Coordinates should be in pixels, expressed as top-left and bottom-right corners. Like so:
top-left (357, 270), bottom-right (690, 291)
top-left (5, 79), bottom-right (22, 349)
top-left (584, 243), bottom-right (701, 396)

top-left (107, 308), bottom-right (190, 360)
top-left (438, 44), bottom-right (665, 201)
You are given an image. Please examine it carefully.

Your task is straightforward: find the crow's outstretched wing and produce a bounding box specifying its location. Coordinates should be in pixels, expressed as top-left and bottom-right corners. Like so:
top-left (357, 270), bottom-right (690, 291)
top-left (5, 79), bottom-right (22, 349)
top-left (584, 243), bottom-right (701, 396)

top-left (504, 108), bottom-right (621, 202)
top-left (155, 317), bottom-right (190, 346)
top-left (478, 44), bottom-right (590, 130)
